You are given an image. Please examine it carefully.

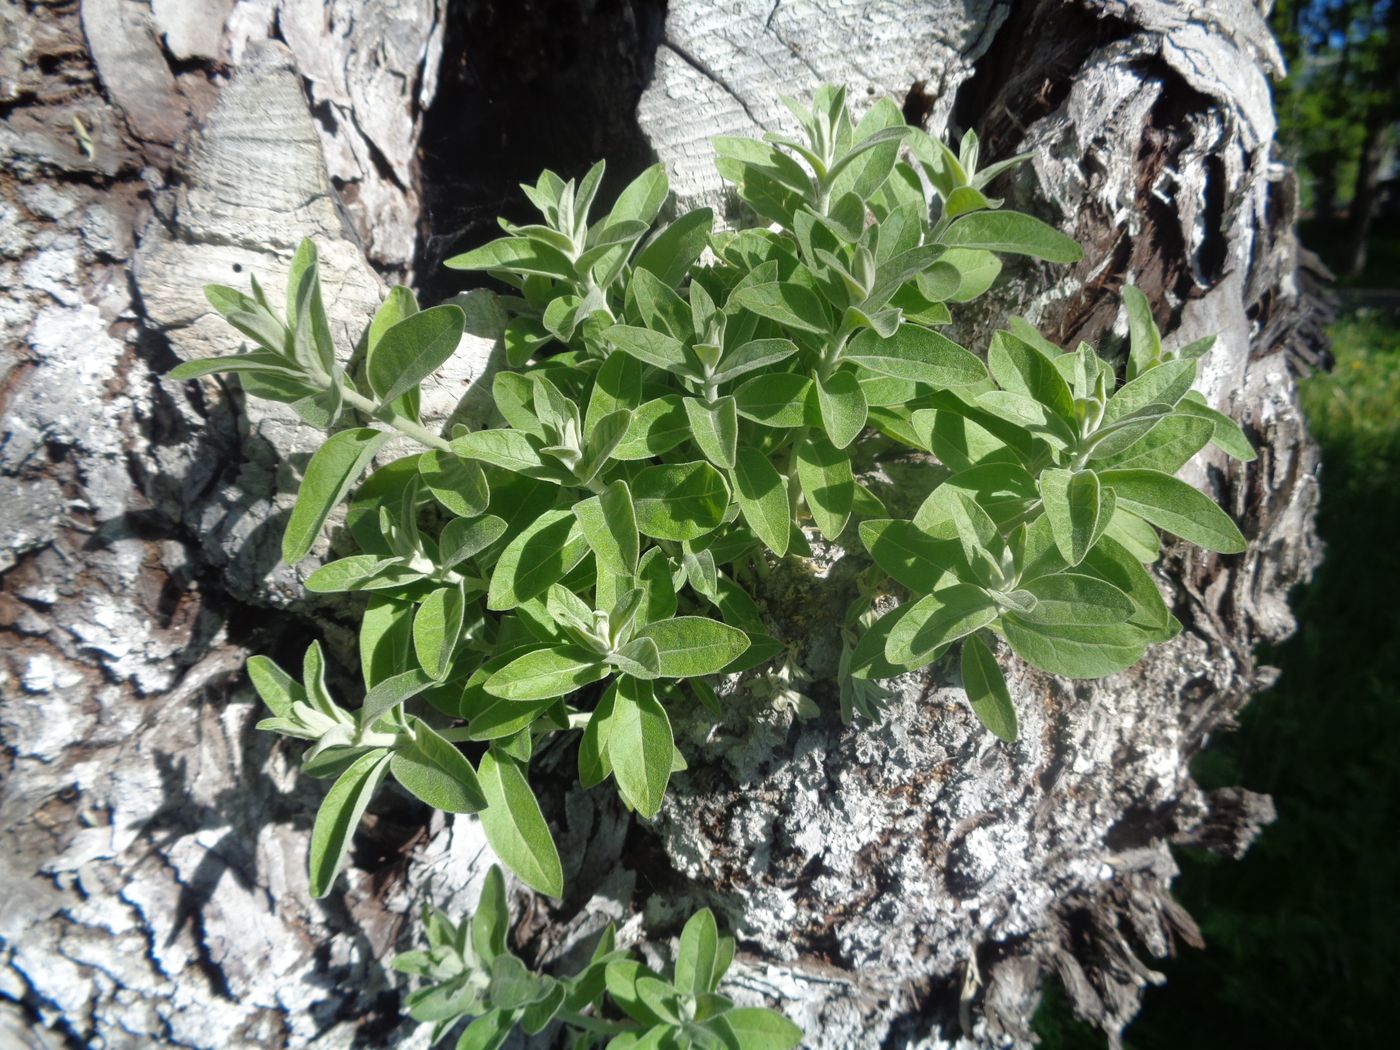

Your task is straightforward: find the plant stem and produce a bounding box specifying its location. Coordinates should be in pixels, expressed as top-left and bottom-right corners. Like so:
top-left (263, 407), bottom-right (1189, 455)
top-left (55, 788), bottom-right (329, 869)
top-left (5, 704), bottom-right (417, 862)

top-left (338, 385), bottom-right (456, 453)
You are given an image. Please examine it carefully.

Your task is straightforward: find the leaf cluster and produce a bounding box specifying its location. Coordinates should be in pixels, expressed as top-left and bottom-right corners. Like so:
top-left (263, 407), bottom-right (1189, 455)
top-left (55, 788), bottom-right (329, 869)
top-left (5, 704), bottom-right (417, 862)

top-left (177, 84), bottom-right (1255, 1045)
top-left (394, 866), bottom-right (799, 1050)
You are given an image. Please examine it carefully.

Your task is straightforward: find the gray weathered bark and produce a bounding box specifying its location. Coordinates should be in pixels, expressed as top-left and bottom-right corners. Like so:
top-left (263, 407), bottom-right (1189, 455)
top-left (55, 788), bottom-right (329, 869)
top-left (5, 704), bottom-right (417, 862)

top-left (1, 2), bottom-right (1320, 1048)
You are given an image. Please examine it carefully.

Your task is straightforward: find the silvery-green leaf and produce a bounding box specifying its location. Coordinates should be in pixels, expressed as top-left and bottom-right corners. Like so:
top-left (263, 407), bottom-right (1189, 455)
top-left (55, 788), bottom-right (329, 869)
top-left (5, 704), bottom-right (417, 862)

top-left (634, 617), bottom-right (750, 677)
top-left (418, 451), bottom-right (489, 518)
top-left (573, 479), bottom-right (639, 576)
top-left (477, 749), bottom-right (563, 897)
top-left (960, 634), bottom-right (1017, 742)
top-left (366, 305), bottom-right (465, 409)
top-left (1099, 468), bottom-right (1246, 553)
top-left (632, 461), bottom-right (730, 541)
top-left (795, 433), bottom-right (853, 540)
top-left (730, 448), bottom-right (790, 556)
top-left (884, 585), bottom-right (997, 665)
top-left (390, 718), bottom-right (487, 813)
top-left (283, 427), bottom-right (390, 564)
top-left (815, 370), bottom-right (868, 449)
top-left (413, 582), bottom-right (467, 680)
top-left (941, 210), bottom-right (1082, 263)
top-left (308, 749), bottom-right (392, 898)
top-left (484, 645), bottom-right (609, 701)
top-left (606, 678), bottom-right (673, 818)
top-left (1039, 467), bottom-right (1102, 566)
top-left (684, 396), bottom-right (738, 469)
top-left (487, 510), bottom-right (589, 610)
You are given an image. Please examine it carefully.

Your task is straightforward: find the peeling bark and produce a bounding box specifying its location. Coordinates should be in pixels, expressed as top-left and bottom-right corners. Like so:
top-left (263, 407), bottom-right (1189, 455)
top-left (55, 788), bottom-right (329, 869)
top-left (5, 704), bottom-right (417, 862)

top-left (1, 2), bottom-right (1320, 1049)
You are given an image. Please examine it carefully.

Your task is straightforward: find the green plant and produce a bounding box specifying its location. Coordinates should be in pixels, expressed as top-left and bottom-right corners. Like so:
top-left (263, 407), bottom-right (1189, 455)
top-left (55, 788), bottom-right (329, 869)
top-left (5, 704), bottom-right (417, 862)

top-left (171, 84), bottom-right (1253, 1046)
top-left (394, 865), bottom-right (799, 1050)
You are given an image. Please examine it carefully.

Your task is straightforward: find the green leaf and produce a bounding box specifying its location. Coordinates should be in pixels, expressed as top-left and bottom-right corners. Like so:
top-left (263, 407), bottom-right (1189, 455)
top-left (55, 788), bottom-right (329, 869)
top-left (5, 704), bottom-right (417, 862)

top-left (451, 428), bottom-right (546, 475)
top-left (1103, 358), bottom-right (1195, 423)
top-left (579, 680), bottom-right (619, 787)
top-left (484, 645), bottom-right (610, 701)
top-left (635, 207), bottom-right (714, 287)
top-left (607, 678), bottom-right (673, 818)
top-left (477, 749), bottom-right (563, 898)
top-left (1105, 508), bottom-right (1161, 563)
top-left (454, 1009), bottom-right (513, 1050)
top-left (358, 599), bottom-right (411, 691)
top-left (941, 210), bottom-right (1083, 262)
top-left (585, 351), bottom-right (644, 436)
top-left (283, 428), bottom-right (391, 564)
top-left (366, 305), bottom-right (465, 409)
top-left (360, 666), bottom-right (438, 725)
top-left (489, 954), bottom-right (549, 1010)
top-left (445, 236), bottom-right (575, 278)
top-left (815, 370), bottom-right (868, 449)
top-left (795, 433), bottom-right (853, 540)
top-left (608, 163), bottom-right (669, 228)
top-left (287, 239), bottom-right (335, 375)
top-left (988, 331), bottom-right (1075, 425)
top-left (635, 617), bottom-right (750, 677)
top-left (611, 636), bottom-right (661, 679)
top-left (1091, 415), bottom-right (1213, 474)
top-left (414, 583), bottom-right (467, 680)
top-left (709, 338), bottom-right (798, 386)
top-left (728, 282), bottom-right (831, 334)
top-left (606, 960), bottom-right (670, 1027)
top-left (573, 479), bottom-right (639, 576)
top-left (487, 509), bottom-right (590, 610)
top-left (885, 585), bottom-right (997, 665)
top-left (308, 749), bottom-right (392, 898)
top-left (676, 908), bottom-right (720, 997)
top-left (247, 655), bottom-right (305, 718)
top-left (858, 519), bottom-right (963, 594)
top-left (845, 325), bottom-right (986, 386)
top-left (418, 451), bottom-right (489, 518)
top-left (472, 864), bottom-right (510, 961)
top-left (519, 981), bottom-right (566, 1035)
top-left (168, 351), bottom-right (300, 381)
top-left (1018, 572), bottom-right (1134, 625)
top-left (612, 396), bottom-right (692, 459)
top-left (1122, 285), bottom-right (1162, 379)
top-left (1099, 468), bottom-right (1246, 553)
top-left (632, 461), bottom-right (730, 541)
top-left (1178, 392), bottom-right (1257, 461)
top-left (713, 1007), bottom-right (803, 1050)
top-left (1038, 468), bottom-right (1103, 566)
top-left (390, 719), bottom-right (487, 813)
top-left (731, 447), bottom-right (790, 556)
top-left (201, 284), bottom-right (288, 354)
top-left (913, 462), bottom-right (1039, 534)
top-left (684, 396), bottom-right (739, 469)
top-left (440, 514), bottom-right (508, 569)
top-left (733, 373), bottom-right (814, 428)
top-left (960, 634), bottom-right (1016, 742)
top-left (604, 324), bottom-right (693, 372)
top-left (1000, 617), bottom-right (1149, 678)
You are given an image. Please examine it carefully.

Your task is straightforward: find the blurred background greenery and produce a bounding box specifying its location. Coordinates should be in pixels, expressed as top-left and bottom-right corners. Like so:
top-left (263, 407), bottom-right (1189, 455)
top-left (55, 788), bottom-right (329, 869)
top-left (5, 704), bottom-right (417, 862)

top-left (1037, 2), bottom-right (1400, 1046)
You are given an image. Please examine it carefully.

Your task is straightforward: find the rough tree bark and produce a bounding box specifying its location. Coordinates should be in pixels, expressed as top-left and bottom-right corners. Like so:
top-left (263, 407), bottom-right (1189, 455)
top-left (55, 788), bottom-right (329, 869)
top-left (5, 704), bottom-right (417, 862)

top-left (0, 2), bottom-right (1321, 1049)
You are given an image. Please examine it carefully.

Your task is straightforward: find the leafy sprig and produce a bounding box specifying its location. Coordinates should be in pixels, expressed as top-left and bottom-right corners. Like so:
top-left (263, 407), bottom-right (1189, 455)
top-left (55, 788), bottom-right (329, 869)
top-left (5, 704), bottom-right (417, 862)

top-left (394, 865), bottom-right (800, 1050)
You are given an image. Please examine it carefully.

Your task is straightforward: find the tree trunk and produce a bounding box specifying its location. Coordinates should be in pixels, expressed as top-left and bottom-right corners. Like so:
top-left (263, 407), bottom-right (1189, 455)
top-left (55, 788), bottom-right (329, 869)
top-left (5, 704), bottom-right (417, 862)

top-left (0, 2), bottom-right (1322, 1049)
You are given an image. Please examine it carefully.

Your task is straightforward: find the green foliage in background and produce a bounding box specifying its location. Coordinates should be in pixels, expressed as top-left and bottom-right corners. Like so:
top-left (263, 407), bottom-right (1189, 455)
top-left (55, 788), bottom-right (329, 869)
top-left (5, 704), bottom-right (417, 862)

top-left (175, 85), bottom-right (1252, 1048)
top-left (1272, 0), bottom-right (1399, 217)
